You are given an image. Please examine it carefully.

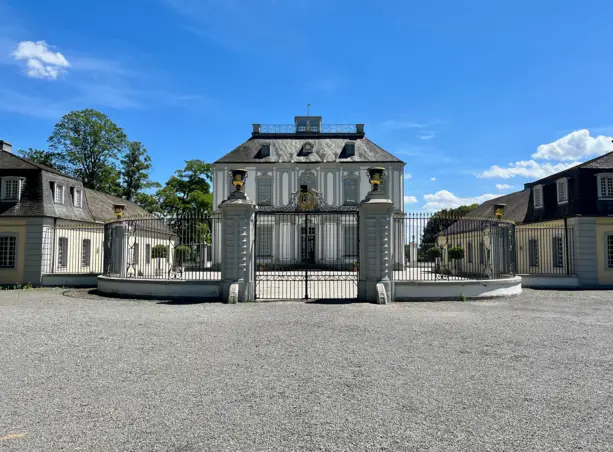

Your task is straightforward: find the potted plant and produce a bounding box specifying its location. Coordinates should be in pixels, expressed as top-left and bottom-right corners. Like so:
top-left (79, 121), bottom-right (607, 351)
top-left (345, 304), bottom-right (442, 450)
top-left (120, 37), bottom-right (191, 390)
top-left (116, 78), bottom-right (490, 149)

top-left (151, 244), bottom-right (169, 276)
top-left (257, 262), bottom-right (266, 272)
top-left (174, 245), bottom-right (192, 270)
top-left (427, 247), bottom-right (443, 273)
top-left (352, 261), bottom-right (359, 272)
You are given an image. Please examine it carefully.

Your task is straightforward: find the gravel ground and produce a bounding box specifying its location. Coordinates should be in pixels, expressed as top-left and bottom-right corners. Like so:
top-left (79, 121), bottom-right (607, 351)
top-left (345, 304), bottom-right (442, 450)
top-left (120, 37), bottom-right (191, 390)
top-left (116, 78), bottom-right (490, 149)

top-left (0, 288), bottom-right (612, 451)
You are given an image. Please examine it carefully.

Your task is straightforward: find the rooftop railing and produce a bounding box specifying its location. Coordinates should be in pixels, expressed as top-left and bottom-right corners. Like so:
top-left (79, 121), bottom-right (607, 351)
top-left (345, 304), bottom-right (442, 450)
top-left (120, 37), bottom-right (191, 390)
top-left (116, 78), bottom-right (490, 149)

top-left (254, 124), bottom-right (363, 134)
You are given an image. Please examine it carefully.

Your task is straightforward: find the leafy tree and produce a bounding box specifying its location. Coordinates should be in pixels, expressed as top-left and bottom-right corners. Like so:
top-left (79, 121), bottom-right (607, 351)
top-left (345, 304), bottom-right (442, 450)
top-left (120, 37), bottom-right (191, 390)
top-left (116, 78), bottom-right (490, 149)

top-left (48, 109), bottom-right (127, 192)
top-left (448, 246), bottom-right (465, 261)
top-left (120, 141), bottom-right (160, 203)
top-left (419, 204), bottom-right (479, 255)
top-left (156, 159), bottom-right (213, 216)
top-left (17, 148), bottom-right (70, 174)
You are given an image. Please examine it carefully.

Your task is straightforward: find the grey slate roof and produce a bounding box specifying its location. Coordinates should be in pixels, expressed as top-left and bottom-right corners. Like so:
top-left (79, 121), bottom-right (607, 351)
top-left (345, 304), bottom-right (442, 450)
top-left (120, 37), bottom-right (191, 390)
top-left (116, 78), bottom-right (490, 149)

top-left (0, 150), bottom-right (149, 222)
top-left (215, 136), bottom-right (404, 164)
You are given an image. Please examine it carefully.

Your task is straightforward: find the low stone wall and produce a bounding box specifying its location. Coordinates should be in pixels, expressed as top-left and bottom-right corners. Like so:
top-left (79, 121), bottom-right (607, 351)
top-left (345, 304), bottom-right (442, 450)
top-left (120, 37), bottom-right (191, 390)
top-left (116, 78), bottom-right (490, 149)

top-left (42, 273), bottom-right (100, 288)
top-left (393, 276), bottom-right (522, 301)
top-left (97, 276), bottom-right (222, 301)
top-left (518, 274), bottom-right (580, 289)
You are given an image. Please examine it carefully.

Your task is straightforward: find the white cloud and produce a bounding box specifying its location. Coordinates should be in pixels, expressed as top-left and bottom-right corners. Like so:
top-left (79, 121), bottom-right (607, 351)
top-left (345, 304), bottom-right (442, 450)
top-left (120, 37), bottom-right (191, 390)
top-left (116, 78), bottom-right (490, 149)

top-left (418, 133), bottom-right (435, 141)
top-left (11, 40), bottom-right (70, 79)
top-left (496, 184), bottom-right (514, 190)
top-left (533, 129), bottom-right (613, 161)
top-left (404, 195), bottom-right (418, 204)
top-left (423, 190), bottom-right (498, 211)
top-left (430, 177), bottom-right (436, 181)
top-left (404, 173), bottom-right (412, 180)
top-left (478, 160), bottom-right (577, 179)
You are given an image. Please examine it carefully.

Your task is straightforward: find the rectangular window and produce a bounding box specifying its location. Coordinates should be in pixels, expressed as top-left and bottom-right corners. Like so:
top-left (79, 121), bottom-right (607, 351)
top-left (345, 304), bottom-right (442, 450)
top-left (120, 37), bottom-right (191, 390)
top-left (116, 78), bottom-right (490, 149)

top-left (54, 184), bottom-right (65, 204)
top-left (552, 236), bottom-right (563, 268)
top-left (599, 175), bottom-right (613, 199)
top-left (608, 235), bottom-right (613, 268)
top-left (344, 225), bottom-right (358, 257)
top-left (528, 238), bottom-right (539, 267)
top-left (0, 236), bottom-right (16, 268)
top-left (257, 179), bottom-right (273, 205)
top-left (309, 119), bottom-right (320, 132)
top-left (343, 178), bottom-right (358, 203)
top-left (58, 237), bottom-right (68, 268)
top-left (81, 239), bottom-right (91, 267)
top-left (557, 179), bottom-right (568, 204)
top-left (533, 186), bottom-right (543, 208)
top-left (297, 120), bottom-right (307, 132)
top-left (132, 243), bottom-right (139, 265)
top-left (479, 241), bottom-right (485, 264)
top-left (344, 142), bottom-right (355, 156)
top-left (2, 178), bottom-right (21, 201)
top-left (74, 188), bottom-right (83, 208)
top-left (261, 143), bottom-right (270, 157)
top-left (145, 244), bottom-right (151, 264)
top-left (256, 225), bottom-right (273, 257)
top-left (467, 242), bottom-right (473, 264)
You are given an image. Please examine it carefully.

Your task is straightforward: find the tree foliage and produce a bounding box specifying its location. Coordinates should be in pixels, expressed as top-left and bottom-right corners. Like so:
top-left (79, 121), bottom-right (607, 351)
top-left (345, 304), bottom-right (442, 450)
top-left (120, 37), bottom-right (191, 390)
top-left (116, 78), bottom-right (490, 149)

top-left (17, 148), bottom-right (70, 174)
top-left (448, 246), bottom-right (465, 260)
top-left (419, 204), bottom-right (479, 254)
top-left (156, 159), bottom-right (213, 216)
top-left (48, 109), bottom-right (127, 192)
top-left (151, 245), bottom-right (168, 260)
top-left (120, 141), bottom-right (160, 202)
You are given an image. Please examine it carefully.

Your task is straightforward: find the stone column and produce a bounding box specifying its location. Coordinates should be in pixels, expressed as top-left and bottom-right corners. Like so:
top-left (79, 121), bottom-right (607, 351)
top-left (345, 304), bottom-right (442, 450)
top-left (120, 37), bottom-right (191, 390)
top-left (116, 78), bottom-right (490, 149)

top-left (358, 191), bottom-right (394, 303)
top-left (219, 192), bottom-right (257, 303)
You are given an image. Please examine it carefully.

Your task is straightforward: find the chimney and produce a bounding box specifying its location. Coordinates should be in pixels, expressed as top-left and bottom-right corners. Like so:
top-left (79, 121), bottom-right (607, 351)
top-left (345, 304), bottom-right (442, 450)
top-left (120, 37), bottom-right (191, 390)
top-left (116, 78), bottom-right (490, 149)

top-left (356, 124), bottom-right (364, 134)
top-left (252, 124), bottom-right (261, 135)
top-left (0, 140), bottom-right (12, 153)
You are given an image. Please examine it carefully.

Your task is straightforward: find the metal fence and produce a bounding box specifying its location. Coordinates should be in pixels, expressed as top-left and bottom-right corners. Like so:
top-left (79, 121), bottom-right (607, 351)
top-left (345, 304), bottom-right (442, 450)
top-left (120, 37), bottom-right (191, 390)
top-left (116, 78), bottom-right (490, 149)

top-left (41, 224), bottom-right (105, 274)
top-left (103, 213), bottom-right (221, 280)
top-left (392, 213), bottom-right (516, 281)
top-left (515, 225), bottom-right (574, 275)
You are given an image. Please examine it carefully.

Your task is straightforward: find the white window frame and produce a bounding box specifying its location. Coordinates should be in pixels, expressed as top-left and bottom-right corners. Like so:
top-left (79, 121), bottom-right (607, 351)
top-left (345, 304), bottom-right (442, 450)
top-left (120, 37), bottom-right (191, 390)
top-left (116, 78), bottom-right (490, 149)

top-left (556, 178), bottom-right (568, 204)
top-left (256, 178), bottom-right (273, 206)
top-left (552, 235), bottom-right (564, 268)
top-left (57, 236), bottom-right (68, 268)
top-left (81, 239), bottom-right (91, 267)
top-left (343, 177), bottom-right (359, 204)
top-left (256, 224), bottom-right (273, 257)
top-left (73, 188), bottom-right (83, 208)
top-left (0, 234), bottom-right (17, 268)
top-left (533, 185), bottom-right (543, 209)
top-left (597, 173), bottom-right (613, 200)
top-left (54, 183), bottom-right (65, 204)
top-left (1, 177), bottom-right (22, 201)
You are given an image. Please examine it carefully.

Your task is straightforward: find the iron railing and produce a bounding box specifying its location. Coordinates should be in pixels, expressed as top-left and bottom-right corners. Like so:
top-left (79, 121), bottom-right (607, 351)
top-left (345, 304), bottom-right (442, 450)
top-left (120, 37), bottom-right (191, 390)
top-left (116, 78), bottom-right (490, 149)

top-left (257, 124), bottom-right (358, 134)
top-left (41, 224), bottom-right (105, 274)
top-left (392, 213), bottom-right (516, 281)
top-left (515, 226), bottom-right (575, 275)
top-left (103, 213), bottom-right (221, 280)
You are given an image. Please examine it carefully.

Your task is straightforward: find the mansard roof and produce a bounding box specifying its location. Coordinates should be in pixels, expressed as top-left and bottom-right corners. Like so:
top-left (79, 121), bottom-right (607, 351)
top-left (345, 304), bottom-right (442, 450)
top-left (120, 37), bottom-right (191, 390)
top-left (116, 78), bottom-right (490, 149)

top-left (215, 136), bottom-right (404, 164)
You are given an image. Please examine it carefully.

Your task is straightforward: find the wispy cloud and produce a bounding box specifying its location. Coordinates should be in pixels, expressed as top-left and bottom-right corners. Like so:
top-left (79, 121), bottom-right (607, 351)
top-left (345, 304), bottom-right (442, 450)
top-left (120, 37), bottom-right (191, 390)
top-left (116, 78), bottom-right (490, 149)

top-left (404, 195), bottom-right (418, 204)
top-left (0, 89), bottom-right (68, 118)
top-left (478, 160), bottom-right (577, 180)
top-left (496, 184), bottom-right (514, 190)
top-left (404, 173), bottom-right (413, 180)
top-left (418, 133), bottom-right (435, 141)
top-left (380, 119), bottom-right (428, 130)
top-left (430, 177), bottom-right (436, 181)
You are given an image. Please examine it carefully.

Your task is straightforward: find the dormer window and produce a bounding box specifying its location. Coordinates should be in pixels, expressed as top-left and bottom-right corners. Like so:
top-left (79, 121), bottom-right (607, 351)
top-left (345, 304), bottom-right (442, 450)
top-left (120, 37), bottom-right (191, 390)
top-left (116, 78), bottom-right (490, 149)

top-left (73, 188), bottom-right (83, 208)
top-left (597, 173), bottom-right (613, 199)
top-left (54, 183), bottom-right (65, 204)
top-left (302, 142), bottom-right (314, 155)
top-left (344, 142), bottom-right (355, 157)
top-left (533, 185), bottom-right (543, 209)
top-left (556, 178), bottom-right (568, 204)
top-left (261, 143), bottom-right (270, 158)
top-left (294, 116), bottom-right (322, 133)
top-left (1, 177), bottom-right (23, 201)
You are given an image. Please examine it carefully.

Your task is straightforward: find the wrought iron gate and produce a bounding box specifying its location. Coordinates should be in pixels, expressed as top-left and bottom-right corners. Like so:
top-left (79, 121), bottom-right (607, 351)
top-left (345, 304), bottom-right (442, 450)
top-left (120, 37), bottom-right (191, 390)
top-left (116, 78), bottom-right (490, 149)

top-left (254, 210), bottom-right (359, 300)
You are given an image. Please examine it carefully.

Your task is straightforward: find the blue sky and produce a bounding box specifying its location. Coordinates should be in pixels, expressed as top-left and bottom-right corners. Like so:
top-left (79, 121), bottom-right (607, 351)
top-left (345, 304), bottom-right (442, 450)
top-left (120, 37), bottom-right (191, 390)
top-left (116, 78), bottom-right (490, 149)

top-left (2, 0), bottom-right (613, 211)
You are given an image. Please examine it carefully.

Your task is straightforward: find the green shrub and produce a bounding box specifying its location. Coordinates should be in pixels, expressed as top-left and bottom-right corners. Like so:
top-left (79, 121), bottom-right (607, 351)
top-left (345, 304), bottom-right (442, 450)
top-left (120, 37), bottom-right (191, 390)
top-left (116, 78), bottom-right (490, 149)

top-left (427, 247), bottom-right (442, 260)
top-left (448, 246), bottom-right (465, 260)
top-left (151, 245), bottom-right (169, 260)
top-left (174, 245), bottom-right (192, 266)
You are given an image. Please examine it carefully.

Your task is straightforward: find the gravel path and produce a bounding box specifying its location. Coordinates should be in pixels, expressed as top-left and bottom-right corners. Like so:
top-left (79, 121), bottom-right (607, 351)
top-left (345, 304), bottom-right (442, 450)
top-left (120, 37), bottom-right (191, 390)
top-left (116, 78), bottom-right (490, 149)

top-left (1, 289), bottom-right (612, 451)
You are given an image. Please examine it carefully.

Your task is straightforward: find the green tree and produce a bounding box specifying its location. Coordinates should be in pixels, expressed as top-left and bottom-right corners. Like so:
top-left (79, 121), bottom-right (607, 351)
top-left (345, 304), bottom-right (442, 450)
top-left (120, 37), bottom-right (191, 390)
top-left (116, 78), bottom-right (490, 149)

top-left (419, 204), bottom-right (479, 255)
top-left (120, 141), bottom-right (160, 203)
top-left (48, 109), bottom-right (127, 192)
top-left (156, 159), bottom-right (213, 216)
top-left (17, 148), bottom-right (70, 174)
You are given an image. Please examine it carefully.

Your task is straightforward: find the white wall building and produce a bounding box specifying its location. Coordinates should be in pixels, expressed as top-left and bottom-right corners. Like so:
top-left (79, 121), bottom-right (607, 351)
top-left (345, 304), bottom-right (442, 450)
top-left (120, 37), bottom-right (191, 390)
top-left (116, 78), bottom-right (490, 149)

top-left (212, 116), bottom-right (407, 269)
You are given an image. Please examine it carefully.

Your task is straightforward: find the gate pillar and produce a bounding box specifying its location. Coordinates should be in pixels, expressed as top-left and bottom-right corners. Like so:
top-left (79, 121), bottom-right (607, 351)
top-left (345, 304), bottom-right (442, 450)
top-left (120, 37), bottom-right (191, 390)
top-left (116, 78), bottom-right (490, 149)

top-left (219, 189), bottom-right (257, 303)
top-left (358, 191), bottom-right (394, 303)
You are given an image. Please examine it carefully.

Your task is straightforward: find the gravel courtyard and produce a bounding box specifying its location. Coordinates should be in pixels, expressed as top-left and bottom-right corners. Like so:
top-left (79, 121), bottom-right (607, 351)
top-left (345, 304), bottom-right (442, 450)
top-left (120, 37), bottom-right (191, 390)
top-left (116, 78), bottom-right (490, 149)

top-left (1, 289), bottom-right (612, 451)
